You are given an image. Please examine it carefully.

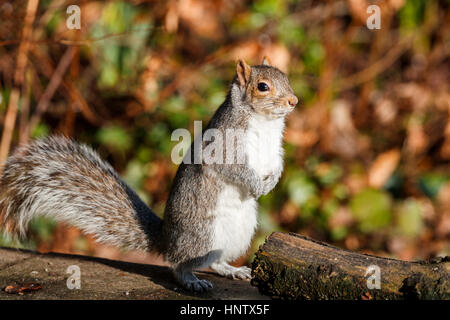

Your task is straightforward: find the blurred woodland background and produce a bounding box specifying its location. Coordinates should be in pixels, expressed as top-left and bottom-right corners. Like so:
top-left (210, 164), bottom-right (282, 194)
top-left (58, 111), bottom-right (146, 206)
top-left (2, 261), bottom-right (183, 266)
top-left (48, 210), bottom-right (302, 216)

top-left (0, 0), bottom-right (449, 267)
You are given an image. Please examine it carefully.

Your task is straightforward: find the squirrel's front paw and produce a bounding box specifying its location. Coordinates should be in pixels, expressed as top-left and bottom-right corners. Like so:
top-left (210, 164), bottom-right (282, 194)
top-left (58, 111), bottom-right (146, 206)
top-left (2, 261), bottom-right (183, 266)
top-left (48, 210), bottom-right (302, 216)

top-left (251, 176), bottom-right (268, 198)
top-left (211, 263), bottom-right (252, 280)
top-left (262, 174), bottom-right (278, 195)
top-left (229, 266), bottom-right (252, 280)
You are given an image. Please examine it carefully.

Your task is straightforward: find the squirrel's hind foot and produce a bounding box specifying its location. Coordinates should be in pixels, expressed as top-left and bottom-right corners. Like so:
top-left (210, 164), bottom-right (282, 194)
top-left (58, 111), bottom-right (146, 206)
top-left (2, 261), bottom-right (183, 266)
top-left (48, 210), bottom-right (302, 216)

top-left (211, 262), bottom-right (252, 280)
top-left (185, 278), bottom-right (213, 292)
top-left (174, 269), bottom-right (213, 293)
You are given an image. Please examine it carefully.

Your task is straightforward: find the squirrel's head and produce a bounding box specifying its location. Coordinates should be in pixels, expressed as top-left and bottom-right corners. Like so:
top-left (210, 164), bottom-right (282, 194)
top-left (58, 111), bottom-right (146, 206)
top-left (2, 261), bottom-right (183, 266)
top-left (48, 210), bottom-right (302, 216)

top-left (234, 57), bottom-right (298, 119)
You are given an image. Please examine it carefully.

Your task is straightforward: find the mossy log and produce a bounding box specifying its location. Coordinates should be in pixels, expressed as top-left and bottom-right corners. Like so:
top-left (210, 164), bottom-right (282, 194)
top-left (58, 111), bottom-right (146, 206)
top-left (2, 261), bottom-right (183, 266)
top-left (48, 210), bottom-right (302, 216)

top-left (251, 232), bottom-right (449, 300)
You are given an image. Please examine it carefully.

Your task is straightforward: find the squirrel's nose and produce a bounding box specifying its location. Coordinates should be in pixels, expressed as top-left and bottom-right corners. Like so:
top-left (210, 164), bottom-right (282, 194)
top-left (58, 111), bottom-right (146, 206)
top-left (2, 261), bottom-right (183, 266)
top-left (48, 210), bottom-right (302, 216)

top-left (288, 95), bottom-right (298, 107)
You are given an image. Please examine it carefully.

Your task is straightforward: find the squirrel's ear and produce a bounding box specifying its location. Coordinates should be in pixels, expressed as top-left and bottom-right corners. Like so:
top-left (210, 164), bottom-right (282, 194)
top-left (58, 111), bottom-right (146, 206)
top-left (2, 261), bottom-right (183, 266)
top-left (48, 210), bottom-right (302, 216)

top-left (261, 56), bottom-right (272, 66)
top-left (236, 59), bottom-right (251, 88)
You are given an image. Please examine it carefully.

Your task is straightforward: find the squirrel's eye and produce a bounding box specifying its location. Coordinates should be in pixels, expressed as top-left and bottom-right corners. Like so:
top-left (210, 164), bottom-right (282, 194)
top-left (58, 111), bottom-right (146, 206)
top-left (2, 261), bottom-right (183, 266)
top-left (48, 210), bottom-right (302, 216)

top-left (257, 82), bottom-right (269, 92)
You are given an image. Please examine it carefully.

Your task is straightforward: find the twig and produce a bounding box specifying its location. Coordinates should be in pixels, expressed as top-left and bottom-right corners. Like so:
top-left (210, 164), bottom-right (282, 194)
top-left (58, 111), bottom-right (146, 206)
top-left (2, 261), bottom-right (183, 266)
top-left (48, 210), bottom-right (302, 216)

top-left (62, 80), bottom-right (102, 126)
top-left (18, 72), bottom-right (32, 144)
top-left (29, 45), bottom-right (103, 127)
top-left (0, 27), bottom-right (161, 47)
top-left (27, 46), bottom-right (77, 135)
top-left (335, 36), bottom-right (413, 91)
top-left (0, 0), bottom-right (39, 165)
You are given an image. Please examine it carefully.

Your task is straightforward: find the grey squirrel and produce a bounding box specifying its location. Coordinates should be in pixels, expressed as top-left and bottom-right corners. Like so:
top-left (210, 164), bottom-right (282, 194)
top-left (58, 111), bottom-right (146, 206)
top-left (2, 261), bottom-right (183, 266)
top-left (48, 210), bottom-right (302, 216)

top-left (0, 58), bottom-right (298, 292)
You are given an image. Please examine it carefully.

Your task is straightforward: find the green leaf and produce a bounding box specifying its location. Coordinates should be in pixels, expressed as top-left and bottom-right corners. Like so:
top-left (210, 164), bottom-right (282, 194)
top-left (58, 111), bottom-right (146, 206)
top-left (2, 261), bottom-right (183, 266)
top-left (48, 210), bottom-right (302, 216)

top-left (418, 173), bottom-right (449, 198)
top-left (286, 171), bottom-right (317, 207)
top-left (316, 163), bottom-right (343, 186)
top-left (97, 126), bottom-right (132, 152)
top-left (396, 199), bottom-right (423, 237)
top-left (350, 188), bottom-right (392, 233)
top-left (32, 123), bottom-right (50, 139)
top-left (29, 217), bottom-right (56, 242)
top-left (399, 0), bottom-right (426, 30)
top-left (332, 183), bottom-right (349, 200)
top-left (330, 226), bottom-right (348, 241)
top-left (253, 0), bottom-right (286, 17)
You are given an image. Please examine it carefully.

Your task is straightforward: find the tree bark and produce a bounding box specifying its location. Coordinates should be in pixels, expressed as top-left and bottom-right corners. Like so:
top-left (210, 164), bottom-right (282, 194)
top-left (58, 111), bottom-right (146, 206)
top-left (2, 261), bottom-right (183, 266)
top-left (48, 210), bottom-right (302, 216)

top-left (251, 232), bottom-right (449, 300)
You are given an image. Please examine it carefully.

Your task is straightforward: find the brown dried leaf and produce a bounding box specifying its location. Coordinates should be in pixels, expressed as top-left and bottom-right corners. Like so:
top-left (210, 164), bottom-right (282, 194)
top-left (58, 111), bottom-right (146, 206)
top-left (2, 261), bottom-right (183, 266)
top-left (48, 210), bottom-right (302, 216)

top-left (387, 0), bottom-right (405, 10)
top-left (284, 128), bottom-right (319, 148)
top-left (165, 1), bottom-right (179, 33)
top-left (345, 173), bottom-right (368, 195)
top-left (22, 283), bottom-right (42, 292)
top-left (279, 201), bottom-right (299, 224)
top-left (4, 285), bottom-right (20, 294)
top-left (326, 100), bottom-right (360, 158)
top-left (375, 98), bottom-right (397, 125)
top-left (4, 282), bottom-right (42, 294)
top-left (329, 207), bottom-right (354, 229)
top-left (406, 121), bottom-right (428, 155)
top-left (178, 0), bottom-right (223, 40)
top-left (361, 291), bottom-right (373, 300)
top-left (347, 0), bottom-right (369, 24)
top-left (368, 149), bottom-right (401, 188)
top-left (259, 42), bottom-right (291, 73)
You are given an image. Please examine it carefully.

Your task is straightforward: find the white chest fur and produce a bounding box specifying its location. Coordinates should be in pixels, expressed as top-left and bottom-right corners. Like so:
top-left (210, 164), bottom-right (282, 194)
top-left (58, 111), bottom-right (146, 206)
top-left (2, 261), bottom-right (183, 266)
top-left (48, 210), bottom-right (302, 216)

top-left (210, 184), bottom-right (257, 262)
top-left (209, 115), bottom-right (285, 263)
top-left (245, 115), bottom-right (285, 177)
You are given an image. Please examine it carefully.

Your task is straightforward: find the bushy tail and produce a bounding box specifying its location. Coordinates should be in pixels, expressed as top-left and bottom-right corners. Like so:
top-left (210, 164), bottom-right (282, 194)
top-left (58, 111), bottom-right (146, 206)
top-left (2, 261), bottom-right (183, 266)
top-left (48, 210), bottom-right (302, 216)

top-left (0, 136), bottom-right (162, 252)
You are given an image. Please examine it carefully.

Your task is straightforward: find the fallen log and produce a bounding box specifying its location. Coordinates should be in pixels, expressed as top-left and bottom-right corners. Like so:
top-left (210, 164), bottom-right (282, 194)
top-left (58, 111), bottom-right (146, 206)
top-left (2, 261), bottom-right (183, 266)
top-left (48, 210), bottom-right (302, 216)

top-left (251, 232), bottom-right (449, 300)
